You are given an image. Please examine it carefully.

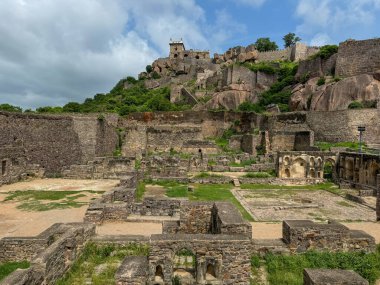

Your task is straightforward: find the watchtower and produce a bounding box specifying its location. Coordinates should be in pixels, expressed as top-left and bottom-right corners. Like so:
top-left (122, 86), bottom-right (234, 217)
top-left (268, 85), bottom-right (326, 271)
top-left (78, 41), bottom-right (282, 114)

top-left (169, 38), bottom-right (185, 59)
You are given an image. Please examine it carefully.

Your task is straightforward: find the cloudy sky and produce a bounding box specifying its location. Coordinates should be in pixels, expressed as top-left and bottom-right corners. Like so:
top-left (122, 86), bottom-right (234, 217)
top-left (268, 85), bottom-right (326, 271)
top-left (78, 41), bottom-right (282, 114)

top-left (0, 0), bottom-right (379, 109)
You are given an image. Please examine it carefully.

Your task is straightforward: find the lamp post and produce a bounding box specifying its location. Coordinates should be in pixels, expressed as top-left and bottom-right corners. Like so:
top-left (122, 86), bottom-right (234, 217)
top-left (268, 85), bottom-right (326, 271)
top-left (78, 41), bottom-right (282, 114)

top-left (358, 126), bottom-right (366, 154)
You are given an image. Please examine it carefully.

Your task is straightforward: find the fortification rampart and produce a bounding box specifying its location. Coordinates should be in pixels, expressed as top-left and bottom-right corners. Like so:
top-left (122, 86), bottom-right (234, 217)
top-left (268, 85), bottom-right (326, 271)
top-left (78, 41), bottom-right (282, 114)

top-left (336, 38), bottom-right (380, 77)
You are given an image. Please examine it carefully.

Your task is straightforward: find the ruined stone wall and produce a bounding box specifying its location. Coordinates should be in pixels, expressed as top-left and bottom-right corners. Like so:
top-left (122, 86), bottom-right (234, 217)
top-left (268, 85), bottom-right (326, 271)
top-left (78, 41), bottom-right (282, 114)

top-left (338, 152), bottom-right (380, 189)
top-left (0, 145), bottom-right (43, 186)
top-left (266, 110), bottom-right (380, 145)
top-left (178, 202), bottom-right (213, 234)
top-left (0, 223), bottom-right (95, 285)
top-left (0, 112), bottom-right (118, 175)
top-left (63, 157), bottom-right (136, 179)
top-left (148, 234), bottom-right (252, 285)
top-left (277, 151), bottom-right (336, 179)
top-left (133, 198), bottom-right (181, 216)
top-left (336, 38), bottom-right (380, 77)
top-left (257, 48), bottom-right (291, 62)
top-left (283, 220), bottom-right (375, 253)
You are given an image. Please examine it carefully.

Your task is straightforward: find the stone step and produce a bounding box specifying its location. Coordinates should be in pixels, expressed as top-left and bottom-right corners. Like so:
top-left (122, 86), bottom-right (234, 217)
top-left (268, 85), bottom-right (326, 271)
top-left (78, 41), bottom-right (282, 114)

top-left (233, 178), bottom-right (240, 187)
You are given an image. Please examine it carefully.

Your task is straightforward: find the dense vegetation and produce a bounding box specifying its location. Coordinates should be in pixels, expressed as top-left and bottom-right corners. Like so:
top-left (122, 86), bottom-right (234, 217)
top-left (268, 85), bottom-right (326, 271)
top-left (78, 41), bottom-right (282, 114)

top-left (57, 242), bottom-right (149, 285)
top-left (238, 61), bottom-right (299, 113)
top-left (252, 247), bottom-right (380, 285)
top-left (0, 261), bottom-right (30, 281)
top-left (0, 78), bottom-right (191, 116)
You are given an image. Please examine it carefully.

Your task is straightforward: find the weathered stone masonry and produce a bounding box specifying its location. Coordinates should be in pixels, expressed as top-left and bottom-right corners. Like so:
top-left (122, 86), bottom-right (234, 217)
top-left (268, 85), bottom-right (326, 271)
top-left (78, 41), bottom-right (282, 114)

top-left (0, 112), bottom-right (118, 175)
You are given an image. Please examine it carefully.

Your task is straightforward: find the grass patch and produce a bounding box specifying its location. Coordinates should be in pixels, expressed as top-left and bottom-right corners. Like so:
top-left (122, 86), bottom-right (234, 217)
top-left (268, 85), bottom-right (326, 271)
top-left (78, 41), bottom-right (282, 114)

top-left (136, 182), bottom-right (146, 202)
top-left (336, 201), bottom-right (354, 208)
top-left (56, 242), bottom-right (149, 285)
top-left (3, 190), bottom-right (104, 211)
top-left (315, 141), bottom-right (365, 152)
top-left (148, 180), bottom-right (253, 221)
top-left (145, 180), bottom-right (189, 198)
top-left (190, 184), bottom-right (253, 221)
top-left (0, 261), bottom-right (30, 281)
top-left (229, 159), bottom-right (257, 167)
top-left (252, 246), bottom-right (380, 285)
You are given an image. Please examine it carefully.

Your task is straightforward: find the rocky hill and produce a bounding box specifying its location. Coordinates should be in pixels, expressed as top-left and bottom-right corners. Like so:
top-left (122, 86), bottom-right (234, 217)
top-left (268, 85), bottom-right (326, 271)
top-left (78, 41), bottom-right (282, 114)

top-left (135, 38), bottom-right (380, 113)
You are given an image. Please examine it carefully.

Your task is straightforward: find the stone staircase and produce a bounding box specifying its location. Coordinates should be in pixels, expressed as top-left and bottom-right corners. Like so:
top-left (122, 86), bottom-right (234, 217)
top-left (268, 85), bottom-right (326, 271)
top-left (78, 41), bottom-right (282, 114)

top-left (233, 178), bottom-right (241, 187)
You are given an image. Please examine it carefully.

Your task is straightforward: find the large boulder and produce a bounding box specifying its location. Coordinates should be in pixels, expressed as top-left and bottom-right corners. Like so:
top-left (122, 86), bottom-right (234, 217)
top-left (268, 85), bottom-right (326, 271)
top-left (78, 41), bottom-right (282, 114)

top-left (290, 74), bottom-right (380, 111)
top-left (200, 89), bottom-right (258, 110)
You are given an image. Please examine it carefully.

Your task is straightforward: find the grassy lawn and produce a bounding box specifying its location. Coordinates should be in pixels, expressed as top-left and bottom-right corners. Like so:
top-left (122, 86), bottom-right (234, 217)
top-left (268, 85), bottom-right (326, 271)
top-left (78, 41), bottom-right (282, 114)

top-left (243, 171), bottom-right (274, 178)
top-left (252, 246), bottom-right (380, 285)
top-left (169, 182), bottom-right (253, 221)
top-left (3, 190), bottom-right (104, 211)
top-left (315, 141), bottom-right (364, 151)
top-left (56, 242), bottom-right (149, 285)
top-left (0, 261), bottom-right (30, 281)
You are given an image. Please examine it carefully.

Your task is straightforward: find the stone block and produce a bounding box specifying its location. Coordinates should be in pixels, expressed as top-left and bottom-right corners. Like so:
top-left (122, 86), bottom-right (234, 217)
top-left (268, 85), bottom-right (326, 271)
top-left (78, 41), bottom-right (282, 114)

top-left (303, 269), bottom-right (369, 285)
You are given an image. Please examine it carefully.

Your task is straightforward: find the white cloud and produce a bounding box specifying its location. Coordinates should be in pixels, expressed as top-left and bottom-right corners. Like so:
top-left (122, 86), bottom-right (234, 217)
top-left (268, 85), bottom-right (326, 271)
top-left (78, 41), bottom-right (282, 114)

top-left (295, 0), bottom-right (380, 45)
top-left (233, 0), bottom-right (267, 7)
top-left (0, 0), bottom-right (222, 109)
top-left (310, 33), bottom-right (332, 46)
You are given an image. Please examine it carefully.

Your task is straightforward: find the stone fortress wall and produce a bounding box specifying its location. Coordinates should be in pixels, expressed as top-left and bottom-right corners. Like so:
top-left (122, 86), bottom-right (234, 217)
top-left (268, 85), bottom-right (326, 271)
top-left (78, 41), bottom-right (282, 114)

top-left (336, 38), bottom-right (380, 77)
top-left (0, 111), bottom-right (118, 176)
top-left (257, 43), bottom-right (319, 62)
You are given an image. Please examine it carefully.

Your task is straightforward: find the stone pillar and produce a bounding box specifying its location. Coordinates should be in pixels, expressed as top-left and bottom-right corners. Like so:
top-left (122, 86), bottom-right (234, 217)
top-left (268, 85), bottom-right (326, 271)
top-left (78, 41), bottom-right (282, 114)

top-left (376, 174), bottom-right (380, 221)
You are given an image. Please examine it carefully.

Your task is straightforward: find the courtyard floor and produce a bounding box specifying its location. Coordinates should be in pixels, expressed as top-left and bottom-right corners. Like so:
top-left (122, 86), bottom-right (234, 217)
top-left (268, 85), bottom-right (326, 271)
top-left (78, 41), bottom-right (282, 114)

top-left (0, 178), bottom-right (118, 238)
top-left (233, 188), bottom-right (376, 221)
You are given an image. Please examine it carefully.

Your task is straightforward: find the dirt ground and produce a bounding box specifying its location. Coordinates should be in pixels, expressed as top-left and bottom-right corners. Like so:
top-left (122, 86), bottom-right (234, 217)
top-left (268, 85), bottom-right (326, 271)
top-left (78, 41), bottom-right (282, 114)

top-left (0, 179), bottom-right (118, 238)
top-left (96, 222), bottom-right (162, 236)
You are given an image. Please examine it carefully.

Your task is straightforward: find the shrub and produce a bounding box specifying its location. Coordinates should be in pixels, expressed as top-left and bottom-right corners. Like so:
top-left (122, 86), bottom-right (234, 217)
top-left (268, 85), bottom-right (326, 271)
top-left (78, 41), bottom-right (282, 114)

top-left (312, 45), bottom-right (339, 60)
top-left (300, 72), bottom-right (310, 84)
top-left (348, 101), bottom-right (364, 109)
top-left (151, 71), bottom-right (161, 79)
top-left (317, 77), bottom-right (326, 86)
top-left (0, 104), bottom-right (22, 113)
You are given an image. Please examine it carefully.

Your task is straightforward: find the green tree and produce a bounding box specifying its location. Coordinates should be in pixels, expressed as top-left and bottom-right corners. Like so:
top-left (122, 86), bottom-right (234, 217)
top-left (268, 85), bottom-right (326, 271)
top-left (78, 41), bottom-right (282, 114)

top-left (283, 32), bottom-right (301, 48)
top-left (36, 106), bottom-right (63, 113)
top-left (145, 65), bottom-right (153, 73)
top-left (63, 102), bottom-right (81, 113)
top-left (254, 38), bottom-right (278, 52)
top-left (0, 103), bottom-right (22, 112)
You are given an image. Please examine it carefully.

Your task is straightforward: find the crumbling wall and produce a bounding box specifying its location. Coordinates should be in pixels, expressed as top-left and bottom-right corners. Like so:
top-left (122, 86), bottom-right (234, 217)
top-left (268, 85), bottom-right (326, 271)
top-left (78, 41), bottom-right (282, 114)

top-left (283, 220), bottom-right (375, 253)
top-left (178, 202), bottom-right (213, 234)
top-left (148, 234), bottom-right (252, 285)
top-left (0, 223), bottom-right (95, 285)
top-left (336, 38), bottom-right (380, 77)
